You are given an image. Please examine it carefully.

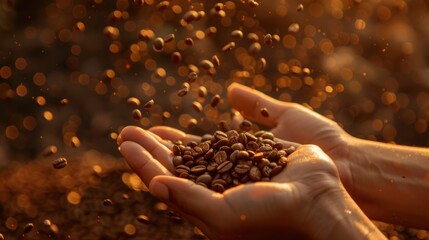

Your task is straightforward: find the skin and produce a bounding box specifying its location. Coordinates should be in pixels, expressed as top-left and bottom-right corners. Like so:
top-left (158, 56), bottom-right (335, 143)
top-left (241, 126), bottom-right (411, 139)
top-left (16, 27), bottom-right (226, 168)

top-left (118, 127), bottom-right (384, 240)
top-left (226, 83), bottom-right (429, 229)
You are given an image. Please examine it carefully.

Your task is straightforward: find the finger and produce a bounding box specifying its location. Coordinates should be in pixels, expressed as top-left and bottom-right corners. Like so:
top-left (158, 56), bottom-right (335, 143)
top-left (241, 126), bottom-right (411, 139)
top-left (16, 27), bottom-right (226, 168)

top-left (119, 141), bottom-right (172, 185)
top-left (273, 138), bottom-right (301, 148)
top-left (149, 176), bottom-right (234, 225)
top-left (227, 82), bottom-right (286, 127)
top-left (149, 126), bottom-right (201, 144)
top-left (119, 126), bottom-right (174, 172)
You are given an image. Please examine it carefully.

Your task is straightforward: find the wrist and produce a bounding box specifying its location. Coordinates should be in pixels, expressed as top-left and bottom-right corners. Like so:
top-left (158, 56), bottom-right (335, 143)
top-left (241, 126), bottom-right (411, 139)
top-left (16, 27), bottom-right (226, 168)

top-left (306, 186), bottom-right (385, 240)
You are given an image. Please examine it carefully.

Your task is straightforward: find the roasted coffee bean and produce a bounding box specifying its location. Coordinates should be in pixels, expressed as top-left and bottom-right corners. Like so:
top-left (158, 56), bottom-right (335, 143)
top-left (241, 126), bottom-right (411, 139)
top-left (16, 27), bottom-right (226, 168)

top-left (196, 174), bottom-right (212, 186)
top-left (201, 134), bottom-right (212, 142)
top-left (173, 156), bottom-right (183, 166)
top-left (235, 164), bottom-right (251, 174)
top-left (212, 183), bottom-right (225, 193)
top-left (200, 60), bottom-right (214, 70)
top-left (260, 107), bottom-right (269, 117)
top-left (164, 33), bottom-right (175, 43)
top-left (199, 141), bottom-right (210, 152)
top-left (250, 152), bottom-right (264, 162)
top-left (219, 145), bottom-right (232, 154)
top-left (271, 165), bottom-right (283, 177)
top-left (187, 71), bottom-right (198, 82)
top-left (185, 38), bottom-right (194, 46)
top-left (153, 37), bottom-right (165, 52)
top-left (23, 223), bottom-right (34, 234)
top-left (231, 142), bottom-right (244, 151)
top-left (214, 150), bottom-right (227, 164)
top-left (264, 34), bottom-right (273, 45)
top-left (286, 146), bottom-right (296, 154)
top-left (247, 32), bottom-right (259, 42)
top-left (229, 150), bottom-right (239, 163)
top-left (171, 51), bottom-right (182, 64)
top-left (249, 166), bottom-right (262, 181)
top-left (175, 165), bottom-right (190, 174)
top-left (261, 132), bottom-right (274, 140)
top-left (231, 29), bottom-right (243, 38)
top-left (172, 145), bottom-right (181, 155)
top-left (237, 150), bottom-right (250, 160)
top-left (182, 155), bottom-right (194, 162)
top-left (247, 141), bottom-right (259, 151)
top-left (226, 129), bottom-right (239, 138)
top-left (204, 148), bottom-right (215, 160)
top-left (245, 132), bottom-right (257, 142)
top-left (262, 165), bottom-right (272, 177)
top-left (297, 4), bottom-right (304, 12)
top-left (190, 165), bottom-right (207, 175)
top-left (183, 10), bottom-right (199, 23)
top-left (222, 42), bottom-right (236, 52)
top-left (143, 99), bottom-right (154, 109)
top-left (179, 171), bottom-right (190, 179)
top-left (218, 120), bottom-right (229, 132)
top-left (198, 86), bottom-right (207, 99)
top-left (187, 141), bottom-right (198, 148)
top-left (206, 162), bottom-right (218, 172)
top-left (248, 42), bottom-right (261, 55)
top-left (136, 215), bottom-right (150, 224)
top-left (257, 158), bottom-right (270, 168)
top-left (127, 97), bottom-right (141, 106)
top-left (132, 109), bottom-right (142, 120)
top-left (238, 132), bottom-right (247, 145)
top-left (262, 139), bottom-right (275, 146)
top-left (211, 55), bottom-right (220, 67)
top-left (210, 94), bottom-right (221, 107)
top-left (214, 130), bottom-right (228, 140)
top-left (52, 157), bottom-right (67, 169)
top-left (103, 198), bottom-right (113, 206)
top-left (273, 142), bottom-right (283, 150)
top-left (240, 120), bottom-right (253, 131)
top-left (267, 150), bottom-right (280, 161)
top-left (217, 161), bottom-right (233, 173)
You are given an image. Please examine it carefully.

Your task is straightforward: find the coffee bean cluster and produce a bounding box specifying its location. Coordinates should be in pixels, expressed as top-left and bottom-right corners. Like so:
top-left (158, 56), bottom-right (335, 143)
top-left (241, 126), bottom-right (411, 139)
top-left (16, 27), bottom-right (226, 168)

top-left (172, 125), bottom-right (296, 193)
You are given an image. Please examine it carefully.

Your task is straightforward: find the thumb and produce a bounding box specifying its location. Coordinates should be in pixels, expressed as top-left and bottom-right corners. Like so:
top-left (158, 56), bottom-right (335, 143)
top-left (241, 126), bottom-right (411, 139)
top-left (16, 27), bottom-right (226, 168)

top-left (227, 82), bottom-right (286, 127)
top-left (149, 176), bottom-right (231, 223)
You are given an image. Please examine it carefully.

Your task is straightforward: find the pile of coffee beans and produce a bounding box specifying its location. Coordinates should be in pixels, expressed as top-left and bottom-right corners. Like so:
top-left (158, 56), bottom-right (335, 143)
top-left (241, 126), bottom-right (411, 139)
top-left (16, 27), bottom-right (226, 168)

top-left (172, 121), bottom-right (295, 192)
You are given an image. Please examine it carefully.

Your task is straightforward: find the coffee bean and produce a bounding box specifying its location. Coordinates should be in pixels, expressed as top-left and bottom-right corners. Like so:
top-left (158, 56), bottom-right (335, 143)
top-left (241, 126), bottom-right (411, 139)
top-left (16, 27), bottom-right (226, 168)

top-left (183, 10), bottom-right (199, 23)
top-left (136, 215), bottom-right (150, 224)
top-left (217, 161), bottom-right (233, 173)
top-left (273, 142), bottom-right (283, 150)
top-left (271, 165), bottom-right (283, 177)
top-left (42, 145), bottom-right (58, 157)
top-left (240, 120), bottom-right (253, 131)
top-left (198, 86), bottom-right (207, 99)
top-left (206, 162), bottom-right (218, 172)
top-left (231, 142), bottom-right (244, 151)
top-left (213, 138), bottom-right (228, 149)
top-left (190, 165), bottom-right (207, 175)
top-left (260, 107), bottom-right (269, 117)
top-left (237, 150), bottom-right (250, 160)
top-left (164, 33), bottom-right (175, 43)
top-left (245, 132), bottom-right (257, 142)
top-left (222, 42), bottom-right (236, 52)
top-left (212, 183), bottom-right (225, 193)
top-left (153, 37), bottom-right (165, 52)
top-left (249, 166), bottom-right (262, 181)
top-left (103, 198), bottom-right (113, 206)
top-left (297, 4), bottom-right (304, 12)
top-left (175, 165), bottom-right (190, 174)
top-left (156, 1), bottom-right (170, 10)
top-left (217, 120), bottom-right (229, 132)
top-left (127, 97), bottom-right (141, 106)
top-left (192, 101), bottom-right (203, 112)
top-left (231, 30), bottom-right (243, 38)
top-left (143, 99), bottom-right (154, 109)
top-left (0, 233), bottom-right (4, 240)
top-left (211, 55), bottom-right (220, 67)
top-left (264, 34), bottom-right (273, 45)
top-left (52, 157), bottom-right (67, 169)
top-left (262, 165), bottom-right (272, 177)
top-left (261, 132), bottom-right (274, 140)
top-left (171, 51), bottom-right (182, 64)
top-left (234, 164), bottom-right (251, 174)
top-left (204, 148), bottom-right (215, 160)
top-left (172, 145), bottom-right (181, 155)
top-left (210, 94), bottom-right (221, 107)
top-left (131, 109), bottom-right (142, 120)
top-left (214, 150), bottom-right (227, 164)
top-left (23, 223), bottom-right (34, 234)
top-left (173, 156), bottom-right (183, 166)
top-left (248, 0), bottom-right (259, 7)
top-left (185, 38), bottom-right (194, 46)
top-left (278, 157), bottom-right (288, 167)
top-left (196, 174), bottom-right (212, 186)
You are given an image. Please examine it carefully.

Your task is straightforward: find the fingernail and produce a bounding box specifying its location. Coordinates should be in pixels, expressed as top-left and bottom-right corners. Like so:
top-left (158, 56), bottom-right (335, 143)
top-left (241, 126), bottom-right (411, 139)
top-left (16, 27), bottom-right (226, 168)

top-left (150, 180), bottom-right (169, 201)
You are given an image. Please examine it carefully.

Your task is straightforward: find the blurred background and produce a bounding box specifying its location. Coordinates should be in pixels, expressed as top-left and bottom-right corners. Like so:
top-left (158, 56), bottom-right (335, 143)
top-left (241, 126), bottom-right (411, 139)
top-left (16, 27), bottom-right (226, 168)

top-left (1, 0), bottom-right (429, 164)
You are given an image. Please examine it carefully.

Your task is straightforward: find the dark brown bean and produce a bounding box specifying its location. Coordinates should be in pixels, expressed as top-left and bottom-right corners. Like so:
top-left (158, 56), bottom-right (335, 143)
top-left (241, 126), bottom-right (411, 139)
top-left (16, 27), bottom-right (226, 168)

top-left (213, 138), bottom-right (228, 149)
top-left (231, 142), bottom-right (244, 151)
top-left (171, 51), bottom-right (182, 64)
top-left (173, 156), bottom-right (183, 166)
top-left (210, 94), bottom-right (221, 107)
top-left (136, 215), bottom-right (150, 224)
top-left (211, 55), bottom-right (220, 67)
top-left (198, 86), bottom-right (207, 98)
top-left (192, 101), bottom-right (203, 112)
top-left (271, 165), bottom-right (283, 177)
top-left (187, 71), bottom-right (198, 82)
top-left (196, 174), bottom-right (212, 186)
top-left (249, 166), bottom-right (262, 181)
top-left (164, 33), bottom-right (175, 42)
top-left (248, 42), bottom-right (261, 55)
top-left (23, 223), bottom-right (34, 234)
top-left (132, 109), bottom-right (142, 120)
top-left (217, 161), bottom-right (233, 173)
top-left (52, 157), bottom-right (67, 169)
top-left (200, 60), bottom-right (214, 70)
top-left (143, 99), bottom-right (154, 109)
top-left (153, 37), bottom-right (165, 52)
top-left (264, 34), bottom-right (273, 45)
top-left (240, 120), bottom-right (253, 131)
top-left (237, 150), bottom-right (250, 160)
top-left (231, 30), bottom-right (243, 38)
top-left (175, 165), bottom-right (190, 174)
top-left (222, 42), bottom-right (236, 52)
top-left (260, 107), bottom-right (269, 117)
top-left (262, 165), bottom-right (272, 177)
top-left (183, 10), bottom-right (199, 23)
top-left (103, 198), bottom-right (113, 206)
top-left (214, 150), bottom-right (227, 164)
top-left (212, 183), bottom-right (225, 193)
top-left (185, 38), bottom-right (194, 46)
top-left (235, 164), bottom-right (251, 174)
top-left (218, 120), bottom-right (229, 132)
top-left (190, 165), bottom-right (207, 175)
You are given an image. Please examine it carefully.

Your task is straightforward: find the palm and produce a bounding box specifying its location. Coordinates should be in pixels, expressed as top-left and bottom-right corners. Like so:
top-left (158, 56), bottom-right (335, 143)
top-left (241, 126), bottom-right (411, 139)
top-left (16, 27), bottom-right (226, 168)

top-left (118, 125), bottom-right (342, 240)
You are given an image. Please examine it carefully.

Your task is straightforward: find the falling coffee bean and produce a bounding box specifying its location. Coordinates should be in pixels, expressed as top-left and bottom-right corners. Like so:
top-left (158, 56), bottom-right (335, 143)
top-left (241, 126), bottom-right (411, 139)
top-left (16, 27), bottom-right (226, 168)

top-left (52, 158), bottom-right (67, 169)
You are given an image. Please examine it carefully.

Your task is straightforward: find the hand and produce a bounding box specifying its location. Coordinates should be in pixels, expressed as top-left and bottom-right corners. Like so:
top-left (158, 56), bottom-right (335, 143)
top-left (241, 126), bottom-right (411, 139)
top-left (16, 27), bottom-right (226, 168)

top-left (118, 126), bottom-right (382, 240)
top-left (227, 83), bottom-right (353, 189)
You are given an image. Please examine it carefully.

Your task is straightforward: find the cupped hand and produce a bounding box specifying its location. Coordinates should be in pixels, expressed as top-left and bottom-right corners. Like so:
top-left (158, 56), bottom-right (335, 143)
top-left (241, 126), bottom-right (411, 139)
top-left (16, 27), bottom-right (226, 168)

top-left (227, 83), bottom-right (353, 189)
top-left (118, 126), bottom-right (347, 240)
